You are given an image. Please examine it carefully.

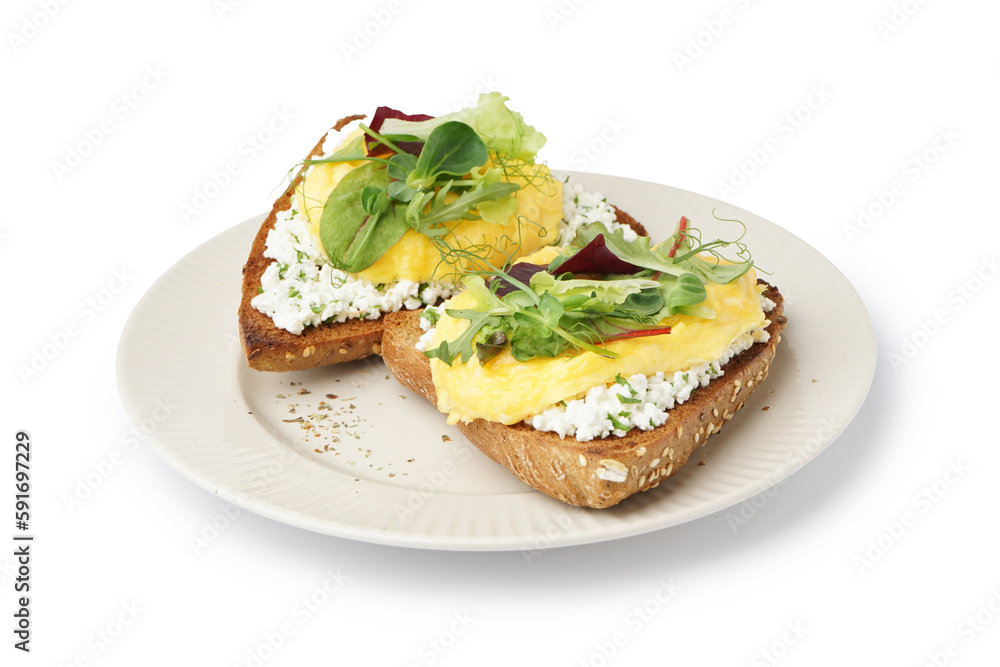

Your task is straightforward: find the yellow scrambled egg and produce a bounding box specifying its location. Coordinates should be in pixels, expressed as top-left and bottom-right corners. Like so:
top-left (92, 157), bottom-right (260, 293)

top-left (429, 246), bottom-right (767, 425)
top-left (296, 129), bottom-right (563, 283)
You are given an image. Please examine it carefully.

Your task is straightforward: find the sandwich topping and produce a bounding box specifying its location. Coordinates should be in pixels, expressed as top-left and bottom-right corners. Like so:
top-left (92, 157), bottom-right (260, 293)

top-left (421, 220), bottom-right (771, 440)
top-left (252, 93), bottom-right (638, 335)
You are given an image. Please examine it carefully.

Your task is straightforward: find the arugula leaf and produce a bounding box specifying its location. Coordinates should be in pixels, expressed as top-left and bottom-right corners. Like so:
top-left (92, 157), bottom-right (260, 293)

top-left (427, 308), bottom-right (494, 365)
top-left (426, 277), bottom-right (506, 365)
top-left (410, 181), bottom-right (521, 230)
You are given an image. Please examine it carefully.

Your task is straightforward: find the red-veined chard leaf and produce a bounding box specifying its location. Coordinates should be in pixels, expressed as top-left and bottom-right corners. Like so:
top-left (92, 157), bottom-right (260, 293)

top-left (587, 317), bottom-right (672, 341)
top-left (548, 233), bottom-right (640, 276)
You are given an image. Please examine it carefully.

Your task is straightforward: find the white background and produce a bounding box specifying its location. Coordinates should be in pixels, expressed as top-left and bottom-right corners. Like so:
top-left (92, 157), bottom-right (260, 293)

top-left (3, 0), bottom-right (999, 664)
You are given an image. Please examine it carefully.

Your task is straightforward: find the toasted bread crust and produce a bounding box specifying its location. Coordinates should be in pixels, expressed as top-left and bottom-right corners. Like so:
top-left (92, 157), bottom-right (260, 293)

top-left (238, 126), bottom-right (647, 372)
top-left (238, 114), bottom-right (388, 372)
top-left (381, 283), bottom-right (786, 508)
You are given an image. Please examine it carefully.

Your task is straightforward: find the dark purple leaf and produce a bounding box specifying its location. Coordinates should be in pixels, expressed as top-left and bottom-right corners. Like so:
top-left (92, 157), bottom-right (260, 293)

top-left (366, 106), bottom-right (434, 157)
top-left (369, 106), bottom-right (434, 132)
top-left (489, 263), bottom-right (548, 297)
top-left (550, 235), bottom-right (639, 276)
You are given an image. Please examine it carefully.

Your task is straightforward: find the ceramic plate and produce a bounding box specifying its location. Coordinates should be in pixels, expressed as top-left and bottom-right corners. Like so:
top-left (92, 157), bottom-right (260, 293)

top-left (117, 171), bottom-right (876, 551)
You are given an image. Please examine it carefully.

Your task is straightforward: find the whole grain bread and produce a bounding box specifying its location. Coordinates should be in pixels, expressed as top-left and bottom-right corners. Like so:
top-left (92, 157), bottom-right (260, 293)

top-left (238, 115), bottom-right (379, 372)
top-left (380, 283), bottom-right (786, 508)
top-left (238, 119), bottom-right (647, 372)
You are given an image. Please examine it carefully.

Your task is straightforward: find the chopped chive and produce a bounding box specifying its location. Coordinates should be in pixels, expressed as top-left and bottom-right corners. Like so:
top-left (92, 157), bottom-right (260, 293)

top-left (607, 412), bottom-right (628, 430)
top-left (614, 373), bottom-right (637, 395)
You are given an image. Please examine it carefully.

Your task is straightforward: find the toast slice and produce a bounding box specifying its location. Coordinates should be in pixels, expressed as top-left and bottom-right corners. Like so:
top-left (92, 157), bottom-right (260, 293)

top-left (239, 114), bottom-right (379, 371)
top-left (380, 283), bottom-right (786, 508)
top-left (238, 118), bottom-right (647, 372)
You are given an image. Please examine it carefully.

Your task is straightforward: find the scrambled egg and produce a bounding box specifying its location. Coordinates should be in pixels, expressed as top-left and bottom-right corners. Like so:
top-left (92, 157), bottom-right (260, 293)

top-left (296, 129), bottom-right (563, 284)
top-left (429, 247), bottom-right (767, 425)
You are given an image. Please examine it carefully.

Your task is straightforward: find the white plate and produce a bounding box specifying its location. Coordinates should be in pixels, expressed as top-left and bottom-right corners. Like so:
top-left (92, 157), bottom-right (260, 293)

top-left (117, 171), bottom-right (876, 551)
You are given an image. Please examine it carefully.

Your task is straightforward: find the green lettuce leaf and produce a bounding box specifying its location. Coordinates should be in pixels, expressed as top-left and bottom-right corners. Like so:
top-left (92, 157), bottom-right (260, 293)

top-left (379, 92), bottom-right (547, 162)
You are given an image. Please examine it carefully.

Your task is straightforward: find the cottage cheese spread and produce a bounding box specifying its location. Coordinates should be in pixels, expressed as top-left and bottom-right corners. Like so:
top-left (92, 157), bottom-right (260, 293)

top-left (529, 325), bottom-right (770, 441)
top-left (251, 205), bottom-right (455, 335)
top-left (558, 180), bottom-right (639, 245)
